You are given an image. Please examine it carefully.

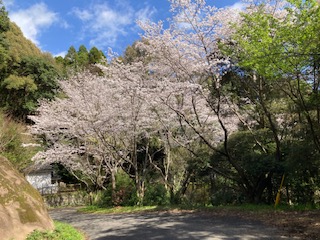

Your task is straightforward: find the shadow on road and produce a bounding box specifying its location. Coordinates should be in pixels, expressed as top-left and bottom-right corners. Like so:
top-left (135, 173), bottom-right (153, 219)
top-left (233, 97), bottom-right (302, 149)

top-left (50, 208), bottom-right (289, 240)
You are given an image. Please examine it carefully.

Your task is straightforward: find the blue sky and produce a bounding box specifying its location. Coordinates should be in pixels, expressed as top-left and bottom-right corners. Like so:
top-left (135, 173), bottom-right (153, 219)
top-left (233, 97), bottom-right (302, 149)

top-left (3, 0), bottom-right (241, 57)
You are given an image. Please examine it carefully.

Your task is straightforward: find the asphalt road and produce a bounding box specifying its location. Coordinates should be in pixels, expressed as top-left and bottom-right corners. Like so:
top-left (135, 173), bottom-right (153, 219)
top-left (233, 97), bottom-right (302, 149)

top-left (49, 208), bottom-right (290, 240)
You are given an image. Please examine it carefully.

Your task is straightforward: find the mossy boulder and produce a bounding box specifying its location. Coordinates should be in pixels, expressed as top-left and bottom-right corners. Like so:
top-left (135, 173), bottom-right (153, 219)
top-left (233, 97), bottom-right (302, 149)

top-left (0, 156), bottom-right (54, 240)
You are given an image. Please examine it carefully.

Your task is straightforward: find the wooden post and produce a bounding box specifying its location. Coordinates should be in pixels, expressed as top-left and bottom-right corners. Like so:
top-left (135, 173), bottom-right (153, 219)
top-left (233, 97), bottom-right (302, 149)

top-left (275, 174), bottom-right (285, 208)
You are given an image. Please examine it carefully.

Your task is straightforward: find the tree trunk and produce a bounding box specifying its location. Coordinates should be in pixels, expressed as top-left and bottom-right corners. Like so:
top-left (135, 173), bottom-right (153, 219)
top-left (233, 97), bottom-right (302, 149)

top-left (111, 170), bottom-right (116, 205)
top-left (136, 179), bottom-right (145, 206)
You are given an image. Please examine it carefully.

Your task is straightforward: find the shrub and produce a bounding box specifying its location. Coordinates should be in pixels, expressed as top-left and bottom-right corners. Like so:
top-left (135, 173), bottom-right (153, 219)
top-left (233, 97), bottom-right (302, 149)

top-left (26, 221), bottom-right (84, 240)
top-left (143, 183), bottom-right (170, 206)
top-left (92, 171), bottom-right (137, 207)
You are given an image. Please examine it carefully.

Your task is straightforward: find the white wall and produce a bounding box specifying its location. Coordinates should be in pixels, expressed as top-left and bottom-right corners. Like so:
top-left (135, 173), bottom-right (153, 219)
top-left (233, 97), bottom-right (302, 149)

top-left (26, 172), bottom-right (58, 194)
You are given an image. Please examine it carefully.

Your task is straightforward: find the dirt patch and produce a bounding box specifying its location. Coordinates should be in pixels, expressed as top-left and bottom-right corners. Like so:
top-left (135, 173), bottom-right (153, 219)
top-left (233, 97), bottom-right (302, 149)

top-left (259, 210), bottom-right (320, 240)
top-left (196, 208), bottom-right (320, 240)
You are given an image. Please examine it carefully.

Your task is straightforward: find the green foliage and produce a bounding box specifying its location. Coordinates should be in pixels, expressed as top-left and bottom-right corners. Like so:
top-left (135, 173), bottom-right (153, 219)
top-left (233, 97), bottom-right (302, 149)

top-left (0, 55), bottom-right (60, 118)
top-left (57, 45), bottom-right (106, 75)
top-left (112, 170), bottom-right (137, 206)
top-left (65, 46), bottom-right (78, 70)
top-left (93, 171), bottom-right (137, 207)
top-left (0, 16), bottom-right (61, 119)
top-left (0, 37), bottom-right (8, 74)
top-left (88, 46), bottom-right (105, 64)
top-left (77, 45), bottom-right (89, 67)
top-left (2, 74), bottom-right (37, 90)
top-left (283, 139), bottom-right (320, 204)
top-left (227, 1), bottom-right (320, 79)
top-left (227, 129), bottom-right (277, 177)
top-left (0, 4), bottom-right (9, 78)
top-left (217, 0), bottom-right (320, 205)
top-left (211, 129), bottom-right (279, 203)
top-left (122, 41), bottom-right (148, 64)
top-left (52, 163), bottom-right (80, 184)
top-left (209, 174), bottom-right (242, 206)
top-left (0, 75), bottom-right (37, 117)
top-left (80, 205), bottom-right (158, 214)
top-left (5, 22), bottom-right (42, 64)
top-left (0, 1), bottom-right (9, 32)
top-left (143, 183), bottom-right (170, 206)
top-left (0, 111), bottom-right (36, 170)
top-left (26, 221), bottom-right (85, 240)
top-left (17, 56), bottom-right (60, 99)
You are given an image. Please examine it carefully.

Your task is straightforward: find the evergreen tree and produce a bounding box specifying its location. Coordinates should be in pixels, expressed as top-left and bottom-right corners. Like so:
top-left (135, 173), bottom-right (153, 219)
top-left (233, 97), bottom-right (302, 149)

top-left (89, 46), bottom-right (103, 64)
top-left (77, 45), bottom-right (89, 68)
top-left (65, 46), bottom-right (78, 71)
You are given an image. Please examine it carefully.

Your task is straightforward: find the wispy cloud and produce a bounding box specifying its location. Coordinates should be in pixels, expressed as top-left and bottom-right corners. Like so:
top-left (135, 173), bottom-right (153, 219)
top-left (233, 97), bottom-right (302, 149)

top-left (72, 2), bottom-right (156, 49)
top-left (72, 8), bottom-right (92, 21)
top-left (9, 3), bottom-right (58, 45)
top-left (136, 6), bottom-right (157, 23)
top-left (3, 0), bottom-right (14, 8)
top-left (228, 2), bottom-right (246, 11)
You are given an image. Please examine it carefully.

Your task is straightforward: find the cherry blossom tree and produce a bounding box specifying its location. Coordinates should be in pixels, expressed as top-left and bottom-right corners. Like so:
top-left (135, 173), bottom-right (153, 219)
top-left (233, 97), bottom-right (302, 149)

top-left (137, 0), bottom-right (247, 197)
top-left (30, 71), bottom-right (127, 194)
top-left (30, 50), bottom-right (223, 204)
top-left (137, 0), bottom-right (306, 203)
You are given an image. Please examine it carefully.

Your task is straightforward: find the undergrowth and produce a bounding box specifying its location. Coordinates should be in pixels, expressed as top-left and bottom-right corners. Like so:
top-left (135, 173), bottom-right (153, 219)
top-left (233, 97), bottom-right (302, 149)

top-left (26, 221), bottom-right (85, 240)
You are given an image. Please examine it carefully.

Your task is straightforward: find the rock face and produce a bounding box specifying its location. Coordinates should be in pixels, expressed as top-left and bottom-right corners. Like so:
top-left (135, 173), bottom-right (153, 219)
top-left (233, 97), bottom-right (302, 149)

top-left (0, 156), bottom-right (54, 240)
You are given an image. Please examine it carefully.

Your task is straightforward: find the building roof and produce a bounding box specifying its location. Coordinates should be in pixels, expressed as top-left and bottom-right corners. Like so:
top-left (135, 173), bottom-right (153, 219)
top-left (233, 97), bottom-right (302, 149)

top-left (23, 162), bottom-right (54, 175)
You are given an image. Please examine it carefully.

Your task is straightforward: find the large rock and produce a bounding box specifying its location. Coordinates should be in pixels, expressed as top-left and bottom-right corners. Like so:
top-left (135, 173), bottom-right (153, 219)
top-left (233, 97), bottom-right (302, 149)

top-left (0, 156), bottom-right (54, 240)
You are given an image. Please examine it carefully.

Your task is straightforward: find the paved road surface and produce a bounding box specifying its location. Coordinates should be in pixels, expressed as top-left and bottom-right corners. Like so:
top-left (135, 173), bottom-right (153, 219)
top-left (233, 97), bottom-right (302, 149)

top-left (49, 208), bottom-right (290, 240)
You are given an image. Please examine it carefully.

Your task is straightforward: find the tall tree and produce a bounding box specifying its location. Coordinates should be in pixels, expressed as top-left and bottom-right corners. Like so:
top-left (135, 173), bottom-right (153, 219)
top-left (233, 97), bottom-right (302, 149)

top-left (77, 45), bottom-right (89, 68)
top-left (0, 0), bottom-right (9, 32)
top-left (0, 3), bottom-right (9, 79)
top-left (0, 16), bottom-right (60, 119)
top-left (223, 0), bottom-right (320, 203)
top-left (88, 47), bottom-right (105, 64)
top-left (0, 55), bottom-right (60, 118)
top-left (65, 46), bottom-right (78, 71)
top-left (137, 0), bottom-right (268, 201)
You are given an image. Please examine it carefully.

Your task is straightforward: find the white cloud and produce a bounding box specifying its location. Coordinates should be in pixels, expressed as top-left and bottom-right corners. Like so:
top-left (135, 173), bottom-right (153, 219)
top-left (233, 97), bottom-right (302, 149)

top-left (54, 51), bottom-right (67, 58)
top-left (228, 2), bottom-right (246, 11)
top-left (73, 3), bottom-right (156, 49)
top-left (72, 8), bottom-right (93, 21)
top-left (73, 3), bottom-right (131, 47)
top-left (9, 3), bottom-right (58, 45)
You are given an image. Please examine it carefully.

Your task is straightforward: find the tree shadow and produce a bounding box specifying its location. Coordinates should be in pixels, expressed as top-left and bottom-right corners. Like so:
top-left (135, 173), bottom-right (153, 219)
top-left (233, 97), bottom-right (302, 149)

top-left (91, 212), bottom-right (286, 240)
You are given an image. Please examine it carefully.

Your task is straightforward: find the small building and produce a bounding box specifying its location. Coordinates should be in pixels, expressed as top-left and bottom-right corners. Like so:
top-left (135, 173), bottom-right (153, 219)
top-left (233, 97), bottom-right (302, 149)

top-left (24, 163), bottom-right (60, 195)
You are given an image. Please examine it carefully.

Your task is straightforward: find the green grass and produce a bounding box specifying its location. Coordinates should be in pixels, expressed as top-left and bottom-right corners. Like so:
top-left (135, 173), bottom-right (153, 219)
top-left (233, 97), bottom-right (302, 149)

top-left (79, 205), bottom-right (160, 214)
top-left (26, 221), bottom-right (85, 240)
top-left (79, 204), bottom-right (271, 215)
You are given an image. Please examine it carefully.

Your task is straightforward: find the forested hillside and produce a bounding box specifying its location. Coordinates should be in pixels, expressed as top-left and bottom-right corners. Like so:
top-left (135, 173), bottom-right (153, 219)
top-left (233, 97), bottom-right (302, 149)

top-left (0, 6), bottom-right (60, 119)
top-left (0, 2), bottom-right (59, 170)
